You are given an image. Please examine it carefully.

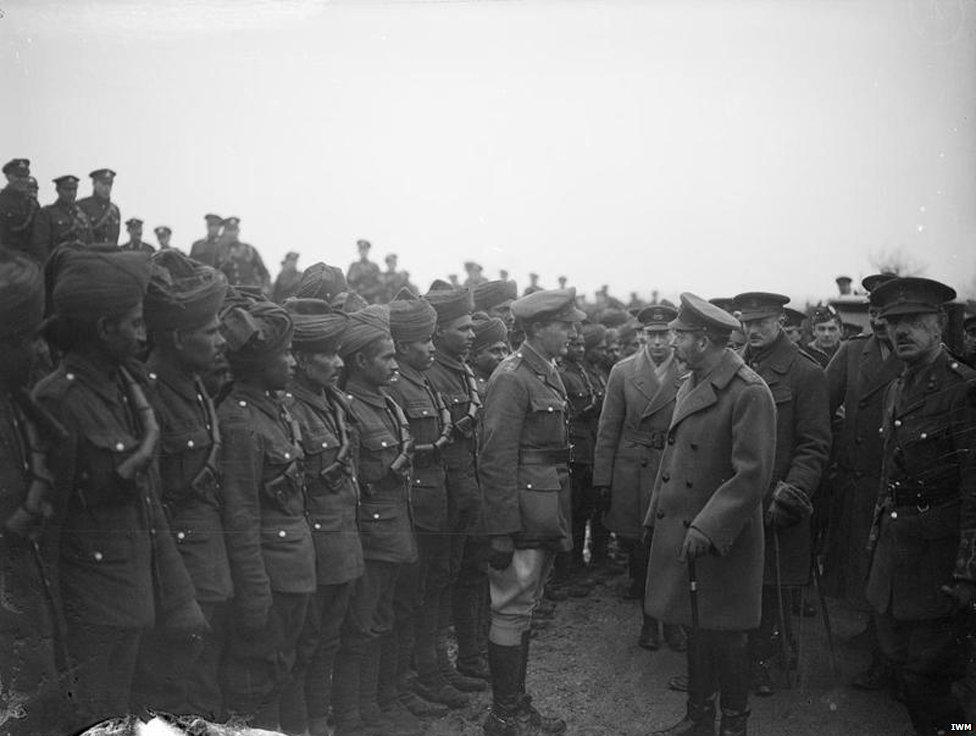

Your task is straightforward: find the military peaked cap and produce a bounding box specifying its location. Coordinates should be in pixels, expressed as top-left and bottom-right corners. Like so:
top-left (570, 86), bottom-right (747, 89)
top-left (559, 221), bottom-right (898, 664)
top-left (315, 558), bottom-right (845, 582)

top-left (510, 288), bottom-right (586, 324)
top-left (731, 292), bottom-right (790, 321)
top-left (2, 159), bottom-right (30, 177)
top-left (636, 304), bottom-right (678, 331)
top-left (870, 277), bottom-right (956, 318)
top-left (861, 272), bottom-right (897, 294)
top-left (53, 175), bottom-right (79, 187)
top-left (89, 168), bottom-right (116, 181)
top-left (671, 292), bottom-right (741, 334)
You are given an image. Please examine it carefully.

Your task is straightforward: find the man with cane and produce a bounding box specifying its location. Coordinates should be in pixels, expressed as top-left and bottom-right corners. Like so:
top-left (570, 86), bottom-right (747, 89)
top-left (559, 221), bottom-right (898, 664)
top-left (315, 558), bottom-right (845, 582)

top-left (644, 294), bottom-right (776, 736)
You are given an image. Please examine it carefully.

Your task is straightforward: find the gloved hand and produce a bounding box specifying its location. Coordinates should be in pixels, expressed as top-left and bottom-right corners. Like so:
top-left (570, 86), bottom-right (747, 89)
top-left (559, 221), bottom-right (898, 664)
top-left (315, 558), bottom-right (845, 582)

top-left (163, 599), bottom-right (211, 636)
top-left (941, 581), bottom-right (976, 613)
top-left (487, 535), bottom-right (515, 571)
top-left (765, 481), bottom-right (812, 530)
top-left (679, 527), bottom-right (713, 561)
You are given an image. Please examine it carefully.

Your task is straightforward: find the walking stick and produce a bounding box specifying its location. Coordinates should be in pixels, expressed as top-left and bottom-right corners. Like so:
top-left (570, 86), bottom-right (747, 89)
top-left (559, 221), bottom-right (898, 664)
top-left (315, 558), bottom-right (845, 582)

top-left (688, 556), bottom-right (702, 697)
top-left (773, 532), bottom-right (796, 689)
top-left (810, 556), bottom-right (839, 677)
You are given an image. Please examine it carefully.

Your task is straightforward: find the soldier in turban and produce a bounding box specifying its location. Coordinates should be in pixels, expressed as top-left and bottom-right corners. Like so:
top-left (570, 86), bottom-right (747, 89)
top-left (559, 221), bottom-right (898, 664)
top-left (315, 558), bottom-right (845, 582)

top-left (0, 247), bottom-right (71, 735)
top-left (35, 248), bottom-right (204, 727)
top-left (469, 313), bottom-right (510, 400)
top-left (131, 250), bottom-right (230, 719)
top-left (216, 293), bottom-right (316, 729)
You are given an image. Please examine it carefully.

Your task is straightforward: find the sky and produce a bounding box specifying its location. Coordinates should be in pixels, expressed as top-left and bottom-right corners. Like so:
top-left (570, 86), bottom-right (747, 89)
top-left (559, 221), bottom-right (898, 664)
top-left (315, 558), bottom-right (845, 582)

top-left (2, 0), bottom-right (974, 304)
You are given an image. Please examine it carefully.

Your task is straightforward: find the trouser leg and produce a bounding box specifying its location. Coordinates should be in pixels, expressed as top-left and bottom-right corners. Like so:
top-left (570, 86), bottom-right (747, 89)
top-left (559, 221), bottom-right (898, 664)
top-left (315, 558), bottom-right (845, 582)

top-left (65, 621), bottom-right (141, 728)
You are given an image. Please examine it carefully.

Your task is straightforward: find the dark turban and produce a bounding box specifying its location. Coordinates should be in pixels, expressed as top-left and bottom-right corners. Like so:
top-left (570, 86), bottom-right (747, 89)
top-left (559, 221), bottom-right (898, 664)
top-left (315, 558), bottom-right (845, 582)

top-left (389, 290), bottom-right (437, 343)
top-left (339, 305), bottom-right (391, 358)
top-left (473, 280), bottom-right (517, 312)
top-left (0, 247), bottom-right (44, 339)
top-left (145, 249), bottom-right (227, 332)
top-left (296, 262), bottom-right (348, 303)
top-left (617, 321), bottom-right (639, 345)
top-left (599, 309), bottom-right (630, 328)
top-left (52, 249), bottom-right (150, 321)
top-left (220, 290), bottom-right (294, 366)
top-left (331, 291), bottom-right (368, 314)
top-left (425, 286), bottom-right (473, 324)
top-left (285, 298), bottom-right (348, 354)
top-left (471, 313), bottom-right (508, 353)
top-left (581, 323), bottom-right (607, 350)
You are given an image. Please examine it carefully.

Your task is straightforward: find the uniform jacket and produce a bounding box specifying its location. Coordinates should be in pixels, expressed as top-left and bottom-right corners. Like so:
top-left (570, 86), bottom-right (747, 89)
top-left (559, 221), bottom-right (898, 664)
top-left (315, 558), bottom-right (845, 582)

top-left (30, 200), bottom-right (92, 262)
top-left (346, 259), bottom-right (382, 303)
top-left (593, 350), bottom-right (681, 539)
top-left (643, 349), bottom-right (776, 630)
top-left (220, 242), bottom-right (270, 292)
top-left (217, 382), bottom-right (315, 629)
top-left (189, 237), bottom-right (226, 268)
top-left (479, 342), bottom-right (573, 551)
top-left (866, 349), bottom-right (976, 620)
top-left (0, 186), bottom-right (38, 259)
top-left (76, 195), bottom-right (120, 245)
top-left (822, 335), bottom-right (902, 603)
top-left (558, 359), bottom-right (600, 467)
top-left (741, 332), bottom-right (831, 586)
top-left (806, 340), bottom-right (838, 369)
top-left (343, 376), bottom-right (418, 564)
top-left (33, 352), bottom-right (197, 628)
top-left (145, 357), bottom-right (232, 603)
top-left (120, 239), bottom-right (156, 255)
top-left (386, 364), bottom-right (450, 532)
top-left (285, 382), bottom-right (364, 586)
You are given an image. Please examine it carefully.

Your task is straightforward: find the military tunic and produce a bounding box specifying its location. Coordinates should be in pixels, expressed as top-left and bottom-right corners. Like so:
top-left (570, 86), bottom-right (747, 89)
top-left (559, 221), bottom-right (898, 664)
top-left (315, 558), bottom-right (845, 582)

top-left (77, 195), bottom-right (120, 245)
top-left (30, 200), bottom-right (93, 262)
top-left (189, 237), bottom-right (226, 268)
top-left (346, 259), bottom-right (382, 303)
top-left (0, 186), bottom-right (39, 259)
top-left (221, 241), bottom-right (271, 292)
top-left (120, 239), bottom-right (156, 255)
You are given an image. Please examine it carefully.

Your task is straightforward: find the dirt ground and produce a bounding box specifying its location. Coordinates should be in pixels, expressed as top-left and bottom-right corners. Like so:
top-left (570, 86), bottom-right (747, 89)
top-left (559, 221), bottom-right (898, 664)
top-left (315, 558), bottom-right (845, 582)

top-left (424, 571), bottom-right (913, 736)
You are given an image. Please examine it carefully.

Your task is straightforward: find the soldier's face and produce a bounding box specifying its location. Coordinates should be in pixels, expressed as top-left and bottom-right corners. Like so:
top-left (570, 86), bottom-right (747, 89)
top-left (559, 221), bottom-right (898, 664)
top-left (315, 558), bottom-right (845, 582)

top-left (260, 349), bottom-right (296, 391)
top-left (174, 317), bottom-right (225, 374)
top-left (964, 325), bottom-right (976, 357)
top-left (396, 338), bottom-right (436, 372)
top-left (437, 315), bottom-right (474, 358)
top-left (605, 338), bottom-right (621, 364)
top-left (358, 338), bottom-right (398, 386)
top-left (644, 329), bottom-right (671, 364)
top-left (566, 335), bottom-right (585, 362)
top-left (128, 225), bottom-right (143, 241)
top-left (741, 314), bottom-right (781, 350)
top-left (621, 333), bottom-right (642, 358)
top-left (868, 307), bottom-right (889, 341)
top-left (207, 223), bottom-right (222, 238)
top-left (534, 320), bottom-right (575, 360)
top-left (584, 342), bottom-right (606, 365)
top-left (93, 179), bottom-right (112, 198)
top-left (670, 329), bottom-right (705, 369)
top-left (813, 320), bottom-right (840, 348)
top-left (56, 184), bottom-right (77, 204)
top-left (887, 312), bottom-right (944, 363)
top-left (471, 341), bottom-right (510, 376)
top-left (783, 326), bottom-right (802, 345)
top-left (157, 233), bottom-right (171, 248)
top-left (298, 350), bottom-right (343, 388)
top-left (100, 304), bottom-right (147, 361)
top-left (8, 175), bottom-right (30, 193)
top-left (487, 304), bottom-right (513, 328)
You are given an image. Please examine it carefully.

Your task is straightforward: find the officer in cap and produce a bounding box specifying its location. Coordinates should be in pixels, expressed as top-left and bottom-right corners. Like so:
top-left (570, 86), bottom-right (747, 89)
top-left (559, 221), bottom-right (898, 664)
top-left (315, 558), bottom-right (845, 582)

top-left (782, 307), bottom-right (806, 346)
top-left (216, 291), bottom-right (314, 729)
top-left (220, 217), bottom-right (271, 294)
top-left (732, 292), bottom-right (831, 697)
top-left (153, 225), bottom-right (174, 250)
top-left (463, 261), bottom-right (488, 289)
top-left (644, 293), bottom-right (776, 736)
top-left (479, 287), bottom-right (587, 736)
top-left (864, 277), bottom-right (976, 735)
top-left (132, 250), bottom-right (230, 719)
top-left (189, 214), bottom-right (226, 267)
top-left (821, 272), bottom-right (902, 691)
top-left (272, 251), bottom-right (303, 304)
top-left (836, 275), bottom-right (853, 296)
top-left (379, 253), bottom-right (414, 302)
top-left (346, 239), bottom-right (383, 304)
top-left (594, 304), bottom-right (686, 652)
top-left (523, 273), bottom-right (543, 296)
top-left (35, 249), bottom-right (204, 726)
top-left (0, 247), bottom-right (72, 735)
top-left (0, 159), bottom-right (39, 257)
top-left (121, 218), bottom-right (155, 254)
top-left (77, 169), bottom-right (121, 245)
top-left (31, 175), bottom-right (93, 262)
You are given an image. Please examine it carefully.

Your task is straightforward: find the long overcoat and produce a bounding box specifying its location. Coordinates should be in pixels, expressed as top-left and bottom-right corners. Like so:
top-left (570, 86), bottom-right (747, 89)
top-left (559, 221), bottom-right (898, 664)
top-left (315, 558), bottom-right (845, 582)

top-left (593, 350), bottom-right (681, 540)
top-left (822, 334), bottom-right (902, 606)
top-left (643, 350), bottom-right (776, 630)
top-left (741, 333), bottom-right (831, 586)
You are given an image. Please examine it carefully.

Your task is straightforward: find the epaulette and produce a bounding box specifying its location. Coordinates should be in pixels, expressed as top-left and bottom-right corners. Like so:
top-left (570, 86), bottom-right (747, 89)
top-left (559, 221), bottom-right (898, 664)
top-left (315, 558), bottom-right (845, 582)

top-left (796, 347), bottom-right (823, 367)
top-left (499, 353), bottom-right (523, 374)
top-left (32, 365), bottom-right (79, 402)
top-left (946, 355), bottom-right (976, 381)
top-left (736, 363), bottom-right (766, 386)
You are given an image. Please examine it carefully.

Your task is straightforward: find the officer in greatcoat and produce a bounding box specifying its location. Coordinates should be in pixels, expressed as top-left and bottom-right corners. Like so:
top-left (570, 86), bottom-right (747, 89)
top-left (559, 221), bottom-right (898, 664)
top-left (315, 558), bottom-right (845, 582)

top-left (644, 293), bottom-right (776, 736)
top-left (189, 214), bottom-right (226, 267)
top-left (77, 169), bottom-right (121, 246)
top-left (865, 277), bottom-right (976, 735)
top-left (480, 288), bottom-right (587, 736)
top-left (31, 175), bottom-right (93, 262)
top-left (593, 304), bottom-right (685, 652)
top-left (732, 292), bottom-right (831, 696)
top-left (0, 159), bottom-right (40, 258)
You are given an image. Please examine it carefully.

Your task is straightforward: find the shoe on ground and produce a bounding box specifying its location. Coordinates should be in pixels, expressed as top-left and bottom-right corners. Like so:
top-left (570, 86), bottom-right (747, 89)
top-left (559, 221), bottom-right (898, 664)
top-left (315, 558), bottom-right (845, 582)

top-left (398, 688), bottom-right (449, 718)
top-left (520, 694), bottom-right (566, 735)
top-left (443, 665), bottom-right (488, 692)
top-left (639, 620), bottom-right (661, 651)
top-left (667, 675), bottom-right (688, 692)
top-left (484, 707), bottom-right (538, 736)
top-left (412, 677), bottom-right (471, 709)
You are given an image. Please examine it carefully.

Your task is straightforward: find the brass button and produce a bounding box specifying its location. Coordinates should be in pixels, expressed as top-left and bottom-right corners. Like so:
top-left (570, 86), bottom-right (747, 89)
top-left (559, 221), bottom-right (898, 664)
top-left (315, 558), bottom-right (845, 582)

top-left (284, 452), bottom-right (291, 459)
top-left (66, 372), bottom-right (75, 381)
top-left (891, 511), bottom-right (898, 519)
top-left (115, 441), bottom-right (125, 451)
top-left (187, 439), bottom-right (195, 448)
top-left (278, 530), bottom-right (286, 538)
top-left (314, 523), bottom-right (322, 530)
top-left (527, 483), bottom-right (533, 489)
top-left (381, 441), bottom-right (388, 448)
top-left (373, 512), bottom-right (381, 520)
top-left (321, 441), bottom-right (328, 448)
top-left (93, 551), bottom-right (103, 561)
top-left (148, 372), bottom-right (157, 380)
top-left (894, 420), bottom-right (902, 428)
top-left (177, 531), bottom-right (186, 540)
top-left (920, 432), bottom-right (927, 439)
top-left (238, 400), bottom-right (247, 407)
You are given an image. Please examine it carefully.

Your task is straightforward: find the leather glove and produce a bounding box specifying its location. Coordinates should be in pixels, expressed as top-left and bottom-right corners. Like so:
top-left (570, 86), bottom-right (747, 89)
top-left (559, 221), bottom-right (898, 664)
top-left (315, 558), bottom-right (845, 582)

top-left (765, 481), bottom-right (812, 529)
top-left (941, 581), bottom-right (976, 613)
top-left (487, 535), bottom-right (515, 571)
top-left (679, 527), bottom-right (713, 561)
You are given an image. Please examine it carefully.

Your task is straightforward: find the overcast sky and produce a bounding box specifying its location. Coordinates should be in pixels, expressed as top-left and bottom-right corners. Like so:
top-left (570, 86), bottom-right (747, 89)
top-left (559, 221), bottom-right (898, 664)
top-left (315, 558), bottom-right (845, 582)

top-left (2, 0), bottom-right (974, 303)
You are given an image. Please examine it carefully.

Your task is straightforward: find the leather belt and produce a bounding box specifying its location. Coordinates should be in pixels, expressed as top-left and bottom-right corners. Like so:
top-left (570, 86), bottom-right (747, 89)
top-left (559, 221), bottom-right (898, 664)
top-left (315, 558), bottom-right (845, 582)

top-left (520, 448), bottom-right (571, 465)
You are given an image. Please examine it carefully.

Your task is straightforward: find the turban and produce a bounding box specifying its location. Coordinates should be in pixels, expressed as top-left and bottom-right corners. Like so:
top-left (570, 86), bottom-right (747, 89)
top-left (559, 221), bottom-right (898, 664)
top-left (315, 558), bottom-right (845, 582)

top-left (599, 309), bottom-right (630, 328)
top-left (52, 249), bottom-right (150, 321)
top-left (473, 280), bottom-right (517, 311)
top-left (220, 290), bottom-right (294, 366)
top-left (331, 291), bottom-right (368, 314)
top-left (296, 262), bottom-right (348, 303)
top-left (471, 313), bottom-right (508, 353)
top-left (285, 298), bottom-right (348, 354)
top-left (339, 305), bottom-right (391, 358)
top-left (144, 249), bottom-right (227, 332)
top-left (0, 247), bottom-right (44, 339)
top-left (617, 321), bottom-right (639, 344)
top-left (425, 286), bottom-right (473, 324)
top-left (389, 290), bottom-right (437, 343)
top-left (581, 323), bottom-right (607, 350)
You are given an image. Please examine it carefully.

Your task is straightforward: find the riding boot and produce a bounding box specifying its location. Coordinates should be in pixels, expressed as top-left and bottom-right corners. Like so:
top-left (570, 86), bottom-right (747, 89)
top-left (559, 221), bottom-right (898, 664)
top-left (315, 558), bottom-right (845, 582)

top-left (519, 630), bottom-right (566, 734)
top-left (718, 709), bottom-right (749, 736)
top-left (639, 615), bottom-right (661, 651)
top-left (484, 641), bottom-right (535, 736)
top-left (647, 696), bottom-right (716, 736)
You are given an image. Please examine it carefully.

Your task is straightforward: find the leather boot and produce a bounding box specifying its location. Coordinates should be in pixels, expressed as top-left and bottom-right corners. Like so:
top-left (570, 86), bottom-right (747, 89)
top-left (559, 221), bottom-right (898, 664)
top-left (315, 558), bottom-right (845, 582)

top-left (718, 708), bottom-right (749, 736)
top-left (485, 641), bottom-right (537, 736)
top-left (639, 615), bottom-right (661, 651)
top-left (520, 631), bottom-right (566, 734)
top-left (454, 581), bottom-right (489, 684)
top-left (751, 660), bottom-right (774, 697)
top-left (648, 696), bottom-right (716, 736)
top-left (438, 632), bottom-right (488, 692)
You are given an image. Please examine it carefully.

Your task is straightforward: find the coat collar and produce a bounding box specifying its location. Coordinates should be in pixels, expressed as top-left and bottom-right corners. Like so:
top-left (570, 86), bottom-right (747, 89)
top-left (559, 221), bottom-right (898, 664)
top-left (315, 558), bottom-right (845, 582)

top-left (858, 335), bottom-right (903, 402)
top-left (344, 375), bottom-right (390, 410)
top-left (146, 354), bottom-right (199, 404)
top-left (288, 380), bottom-right (331, 414)
top-left (642, 354), bottom-right (682, 420)
top-left (670, 349), bottom-right (744, 428)
top-left (517, 341), bottom-right (567, 398)
top-left (742, 331), bottom-right (796, 376)
top-left (231, 381), bottom-right (282, 422)
top-left (628, 349), bottom-right (659, 400)
top-left (62, 351), bottom-right (125, 407)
